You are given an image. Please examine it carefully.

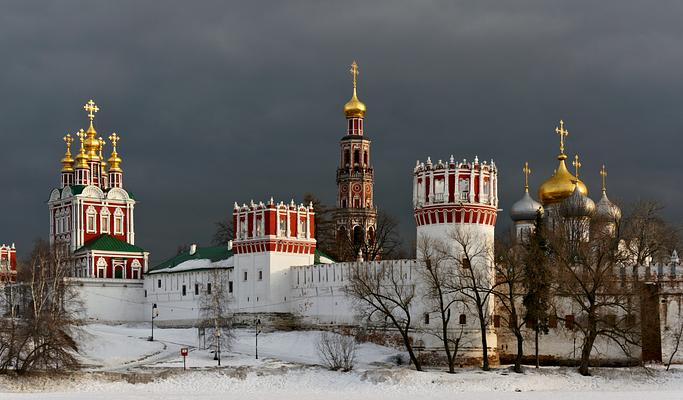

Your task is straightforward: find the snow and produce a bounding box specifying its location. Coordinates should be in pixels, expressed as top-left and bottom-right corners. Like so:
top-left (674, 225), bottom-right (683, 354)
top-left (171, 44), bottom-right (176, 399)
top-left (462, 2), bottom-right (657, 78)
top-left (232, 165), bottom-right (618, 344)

top-left (1, 324), bottom-right (683, 400)
top-left (146, 257), bottom-right (232, 274)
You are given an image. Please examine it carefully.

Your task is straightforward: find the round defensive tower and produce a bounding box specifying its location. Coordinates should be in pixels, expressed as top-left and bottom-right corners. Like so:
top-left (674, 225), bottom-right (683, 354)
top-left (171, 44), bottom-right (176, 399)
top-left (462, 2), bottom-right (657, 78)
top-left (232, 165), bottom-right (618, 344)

top-left (413, 155), bottom-right (498, 258)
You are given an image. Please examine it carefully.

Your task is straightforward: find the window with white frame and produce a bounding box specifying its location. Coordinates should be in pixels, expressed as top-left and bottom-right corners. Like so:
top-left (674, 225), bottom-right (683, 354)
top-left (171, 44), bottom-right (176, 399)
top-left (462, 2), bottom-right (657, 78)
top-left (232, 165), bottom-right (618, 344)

top-left (114, 208), bottom-right (124, 235)
top-left (96, 257), bottom-right (107, 278)
top-left (100, 208), bottom-right (110, 234)
top-left (86, 206), bottom-right (97, 233)
top-left (279, 216), bottom-right (287, 236)
top-left (299, 219), bottom-right (307, 238)
top-left (131, 259), bottom-right (142, 279)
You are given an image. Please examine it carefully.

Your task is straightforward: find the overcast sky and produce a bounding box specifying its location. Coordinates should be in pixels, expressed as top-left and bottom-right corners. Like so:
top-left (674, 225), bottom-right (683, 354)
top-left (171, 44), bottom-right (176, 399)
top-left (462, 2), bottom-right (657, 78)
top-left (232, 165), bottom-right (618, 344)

top-left (1, 1), bottom-right (682, 262)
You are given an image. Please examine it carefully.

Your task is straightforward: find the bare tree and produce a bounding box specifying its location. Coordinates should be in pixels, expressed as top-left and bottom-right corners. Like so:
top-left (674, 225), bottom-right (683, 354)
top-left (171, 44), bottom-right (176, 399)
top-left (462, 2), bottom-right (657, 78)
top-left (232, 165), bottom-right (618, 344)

top-left (550, 210), bottom-right (639, 376)
top-left (493, 233), bottom-right (529, 373)
top-left (345, 261), bottom-right (422, 371)
top-left (303, 193), bottom-right (338, 258)
top-left (621, 201), bottom-right (679, 265)
top-left (417, 234), bottom-right (464, 373)
top-left (212, 220), bottom-right (234, 247)
top-left (316, 331), bottom-right (357, 371)
top-left (1, 239), bottom-right (81, 373)
top-left (199, 268), bottom-right (234, 359)
top-left (666, 317), bottom-right (683, 371)
top-left (337, 211), bottom-right (402, 262)
top-left (444, 228), bottom-right (497, 371)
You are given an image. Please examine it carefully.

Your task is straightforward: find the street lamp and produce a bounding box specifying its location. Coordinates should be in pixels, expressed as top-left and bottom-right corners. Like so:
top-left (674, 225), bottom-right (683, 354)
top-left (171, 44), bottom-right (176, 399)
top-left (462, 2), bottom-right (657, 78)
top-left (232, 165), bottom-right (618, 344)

top-left (255, 318), bottom-right (262, 360)
top-left (150, 303), bottom-right (158, 341)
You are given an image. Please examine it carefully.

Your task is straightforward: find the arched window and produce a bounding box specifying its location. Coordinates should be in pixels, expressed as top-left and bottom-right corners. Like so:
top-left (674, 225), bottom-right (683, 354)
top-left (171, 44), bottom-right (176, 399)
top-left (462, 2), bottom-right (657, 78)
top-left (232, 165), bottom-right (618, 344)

top-left (100, 208), bottom-right (110, 234)
top-left (363, 151), bottom-right (368, 166)
top-left (96, 257), bottom-right (107, 278)
top-left (86, 206), bottom-right (97, 233)
top-left (353, 226), bottom-right (364, 247)
top-left (344, 149), bottom-right (350, 167)
top-left (354, 149), bottom-right (360, 166)
top-left (113, 208), bottom-right (124, 235)
top-left (459, 314), bottom-right (467, 325)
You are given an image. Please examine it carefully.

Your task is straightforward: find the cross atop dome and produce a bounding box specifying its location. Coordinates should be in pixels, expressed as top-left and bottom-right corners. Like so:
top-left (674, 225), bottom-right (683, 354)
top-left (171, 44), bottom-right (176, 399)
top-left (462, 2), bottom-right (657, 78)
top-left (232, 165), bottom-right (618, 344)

top-left (84, 99), bottom-right (99, 122)
top-left (573, 154), bottom-right (582, 178)
top-left (600, 164), bottom-right (608, 193)
top-left (523, 161), bottom-right (531, 192)
top-left (555, 119), bottom-right (569, 159)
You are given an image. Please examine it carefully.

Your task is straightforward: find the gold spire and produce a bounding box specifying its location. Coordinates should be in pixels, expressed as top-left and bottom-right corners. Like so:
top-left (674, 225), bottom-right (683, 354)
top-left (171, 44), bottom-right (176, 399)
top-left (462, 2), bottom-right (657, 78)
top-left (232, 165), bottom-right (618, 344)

top-left (83, 100), bottom-right (101, 161)
top-left (572, 154), bottom-right (582, 178)
top-left (61, 133), bottom-right (75, 172)
top-left (555, 119), bottom-right (569, 160)
top-left (343, 61), bottom-right (366, 118)
top-left (522, 161), bottom-right (531, 193)
top-left (75, 129), bottom-right (89, 169)
top-left (98, 137), bottom-right (108, 175)
top-left (108, 132), bottom-right (122, 172)
top-left (600, 164), bottom-right (608, 194)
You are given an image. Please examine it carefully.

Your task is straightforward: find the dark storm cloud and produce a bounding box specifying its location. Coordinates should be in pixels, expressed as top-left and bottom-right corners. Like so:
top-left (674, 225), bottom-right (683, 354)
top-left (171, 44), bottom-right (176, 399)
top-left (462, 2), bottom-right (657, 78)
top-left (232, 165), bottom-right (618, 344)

top-left (1, 1), bottom-right (682, 262)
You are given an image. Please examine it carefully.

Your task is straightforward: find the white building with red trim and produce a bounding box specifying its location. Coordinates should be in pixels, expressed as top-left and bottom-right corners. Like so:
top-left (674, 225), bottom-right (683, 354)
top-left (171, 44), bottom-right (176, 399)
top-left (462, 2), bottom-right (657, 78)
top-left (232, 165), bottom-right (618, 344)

top-left (0, 243), bottom-right (17, 283)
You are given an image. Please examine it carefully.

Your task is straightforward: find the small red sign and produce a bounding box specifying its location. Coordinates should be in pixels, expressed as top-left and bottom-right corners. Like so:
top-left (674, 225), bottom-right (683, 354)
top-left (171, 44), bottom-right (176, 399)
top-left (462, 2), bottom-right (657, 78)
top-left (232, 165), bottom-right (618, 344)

top-left (180, 347), bottom-right (189, 357)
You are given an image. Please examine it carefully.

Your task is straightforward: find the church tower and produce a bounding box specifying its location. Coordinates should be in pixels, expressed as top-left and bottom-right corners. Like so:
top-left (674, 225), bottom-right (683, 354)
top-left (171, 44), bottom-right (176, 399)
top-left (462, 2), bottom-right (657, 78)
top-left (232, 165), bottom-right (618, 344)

top-left (334, 61), bottom-right (377, 260)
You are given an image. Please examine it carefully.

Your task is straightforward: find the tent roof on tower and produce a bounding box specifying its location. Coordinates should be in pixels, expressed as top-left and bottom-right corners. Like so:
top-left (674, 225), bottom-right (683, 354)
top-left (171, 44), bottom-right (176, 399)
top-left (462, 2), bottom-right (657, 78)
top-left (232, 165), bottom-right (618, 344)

top-left (314, 248), bottom-right (336, 264)
top-left (75, 234), bottom-right (147, 254)
top-left (147, 245), bottom-right (233, 274)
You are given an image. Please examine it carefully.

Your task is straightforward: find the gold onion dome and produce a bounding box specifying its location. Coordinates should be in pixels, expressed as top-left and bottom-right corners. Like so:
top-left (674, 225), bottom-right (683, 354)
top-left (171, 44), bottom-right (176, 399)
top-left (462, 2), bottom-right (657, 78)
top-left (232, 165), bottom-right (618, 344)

top-left (83, 100), bottom-right (101, 162)
top-left (75, 129), bottom-right (89, 169)
top-left (108, 133), bottom-right (122, 172)
top-left (538, 158), bottom-right (588, 204)
top-left (538, 120), bottom-right (588, 204)
top-left (60, 134), bottom-right (75, 172)
top-left (343, 61), bottom-right (366, 118)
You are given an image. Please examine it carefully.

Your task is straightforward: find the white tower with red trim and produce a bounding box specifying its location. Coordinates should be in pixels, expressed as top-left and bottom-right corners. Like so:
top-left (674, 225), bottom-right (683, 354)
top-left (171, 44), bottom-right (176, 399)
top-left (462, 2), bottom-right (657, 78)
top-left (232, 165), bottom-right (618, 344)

top-left (232, 198), bottom-right (316, 312)
top-left (413, 155), bottom-right (498, 256)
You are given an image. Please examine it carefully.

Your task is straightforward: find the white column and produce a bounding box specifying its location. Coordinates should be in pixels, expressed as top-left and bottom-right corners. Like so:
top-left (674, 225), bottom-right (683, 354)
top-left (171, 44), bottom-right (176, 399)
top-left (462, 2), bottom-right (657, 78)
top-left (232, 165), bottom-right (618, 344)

top-left (412, 174), bottom-right (418, 207)
top-left (478, 167), bottom-right (484, 204)
top-left (429, 170), bottom-right (435, 203)
top-left (444, 168), bottom-right (450, 203)
top-left (469, 167), bottom-right (475, 203)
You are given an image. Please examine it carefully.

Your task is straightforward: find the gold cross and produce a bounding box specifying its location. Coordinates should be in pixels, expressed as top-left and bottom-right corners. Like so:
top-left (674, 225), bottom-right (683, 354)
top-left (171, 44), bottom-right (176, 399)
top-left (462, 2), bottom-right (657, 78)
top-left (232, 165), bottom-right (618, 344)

top-left (98, 137), bottom-right (106, 157)
top-left (350, 61), bottom-right (359, 89)
top-left (76, 129), bottom-right (86, 153)
top-left (600, 164), bottom-right (608, 192)
top-left (572, 154), bottom-right (582, 178)
top-left (84, 99), bottom-right (99, 121)
top-left (109, 132), bottom-right (120, 150)
top-left (555, 119), bottom-right (569, 155)
top-left (522, 161), bottom-right (531, 192)
top-left (63, 133), bottom-right (73, 148)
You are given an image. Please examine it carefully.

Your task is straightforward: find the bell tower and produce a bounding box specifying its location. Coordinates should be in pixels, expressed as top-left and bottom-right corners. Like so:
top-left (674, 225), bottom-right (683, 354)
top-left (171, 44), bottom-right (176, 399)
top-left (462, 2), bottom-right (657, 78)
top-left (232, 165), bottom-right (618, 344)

top-left (334, 61), bottom-right (377, 260)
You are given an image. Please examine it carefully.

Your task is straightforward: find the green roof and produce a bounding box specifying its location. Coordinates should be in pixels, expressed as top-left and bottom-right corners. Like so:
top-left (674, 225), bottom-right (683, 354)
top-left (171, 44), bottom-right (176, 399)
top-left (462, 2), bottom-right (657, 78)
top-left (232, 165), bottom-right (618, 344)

top-left (76, 234), bottom-right (147, 253)
top-left (148, 246), bottom-right (233, 273)
top-left (314, 248), bottom-right (336, 264)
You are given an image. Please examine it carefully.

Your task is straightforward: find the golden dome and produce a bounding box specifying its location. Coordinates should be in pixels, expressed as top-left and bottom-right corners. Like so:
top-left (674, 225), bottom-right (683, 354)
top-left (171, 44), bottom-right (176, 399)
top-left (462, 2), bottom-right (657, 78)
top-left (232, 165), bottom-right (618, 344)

top-left (75, 129), bottom-right (89, 170)
top-left (108, 133), bottom-right (122, 172)
top-left (343, 61), bottom-right (366, 118)
top-left (538, 156), bottom-right (588, 205)
top-left (61, 134), bottom-right (75, 173)
top-left (344, 90), bottom-right (366, 118)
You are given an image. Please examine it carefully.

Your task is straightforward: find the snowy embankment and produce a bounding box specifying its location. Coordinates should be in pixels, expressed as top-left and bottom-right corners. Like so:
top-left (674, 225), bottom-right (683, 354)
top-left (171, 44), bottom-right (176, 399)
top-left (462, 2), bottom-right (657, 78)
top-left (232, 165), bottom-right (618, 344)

top-left (1, 324), bottom-right (683, 400)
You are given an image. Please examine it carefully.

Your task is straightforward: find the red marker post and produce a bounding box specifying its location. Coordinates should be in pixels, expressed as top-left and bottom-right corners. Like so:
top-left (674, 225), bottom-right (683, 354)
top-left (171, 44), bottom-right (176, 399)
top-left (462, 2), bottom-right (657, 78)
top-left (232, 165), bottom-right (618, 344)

top-left (180, 347), bottom-right (189, 370)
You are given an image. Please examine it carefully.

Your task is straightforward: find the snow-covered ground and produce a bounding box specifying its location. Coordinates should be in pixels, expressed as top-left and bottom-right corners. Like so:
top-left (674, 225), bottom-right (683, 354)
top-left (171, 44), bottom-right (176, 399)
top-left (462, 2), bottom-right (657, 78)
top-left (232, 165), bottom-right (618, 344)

top-left (1, 324), bottom-right (683, 400)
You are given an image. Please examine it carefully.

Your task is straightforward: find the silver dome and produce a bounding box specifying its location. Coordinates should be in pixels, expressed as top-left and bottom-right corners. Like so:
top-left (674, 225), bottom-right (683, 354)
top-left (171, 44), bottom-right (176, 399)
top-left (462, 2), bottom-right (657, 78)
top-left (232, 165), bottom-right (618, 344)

top-left (561, 184), bottom-right (596, 218)
top-left (595, 191), bottom-right (621, 222)
top-left (510, 191), bottom-right (543, 222)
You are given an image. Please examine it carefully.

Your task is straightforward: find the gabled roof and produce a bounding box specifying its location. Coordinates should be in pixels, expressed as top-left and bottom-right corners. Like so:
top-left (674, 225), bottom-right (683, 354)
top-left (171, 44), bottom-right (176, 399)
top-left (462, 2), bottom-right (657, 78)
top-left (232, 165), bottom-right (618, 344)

top-left (76, 234), bottom-right (147, 254)
top-left (147, 246), bottom-right (233, 274)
